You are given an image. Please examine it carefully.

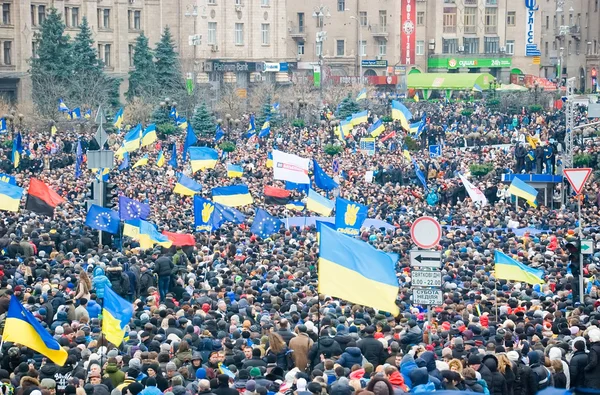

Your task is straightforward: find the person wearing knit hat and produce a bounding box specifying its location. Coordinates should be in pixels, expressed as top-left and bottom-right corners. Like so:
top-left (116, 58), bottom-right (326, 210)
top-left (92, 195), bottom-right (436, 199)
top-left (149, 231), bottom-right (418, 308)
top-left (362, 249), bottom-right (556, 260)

top-left (126, 382), bottom-right (144, 395)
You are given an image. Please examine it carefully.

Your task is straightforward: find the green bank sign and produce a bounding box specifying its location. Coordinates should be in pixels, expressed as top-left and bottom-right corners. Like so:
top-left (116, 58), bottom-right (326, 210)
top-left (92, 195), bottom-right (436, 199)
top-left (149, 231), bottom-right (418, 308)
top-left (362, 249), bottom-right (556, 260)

top-left (428, 57), bottom-right (512, 69)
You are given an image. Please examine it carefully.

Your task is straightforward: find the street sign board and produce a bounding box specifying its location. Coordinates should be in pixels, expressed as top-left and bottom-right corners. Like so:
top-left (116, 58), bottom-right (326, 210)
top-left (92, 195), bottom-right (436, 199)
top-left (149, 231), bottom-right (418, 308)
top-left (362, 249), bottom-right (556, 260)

top-left (410, 250), bottom-right (442, 268)
top-left (410, 216), bottom-right (442, 249)
top-left (87, 150), bottom-right (114, 170)
top-left (563, 168), bottom-right (592, 195)
top-left (332, 159), bottom-right (339, 174)
top-left (413, 288), bottom-right (443, 305)
top-left (582, 239), bottom-right (594, 255)
top-left (411, 270), bottom-right (442, 287)
top-left (429, 145), bottom-right (441, 158)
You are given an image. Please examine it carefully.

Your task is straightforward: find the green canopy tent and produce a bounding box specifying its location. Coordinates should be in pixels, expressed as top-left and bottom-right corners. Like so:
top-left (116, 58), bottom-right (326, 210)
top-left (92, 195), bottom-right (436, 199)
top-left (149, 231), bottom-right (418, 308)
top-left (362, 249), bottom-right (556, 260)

top-left (407, 73), bottom-right (495, 100)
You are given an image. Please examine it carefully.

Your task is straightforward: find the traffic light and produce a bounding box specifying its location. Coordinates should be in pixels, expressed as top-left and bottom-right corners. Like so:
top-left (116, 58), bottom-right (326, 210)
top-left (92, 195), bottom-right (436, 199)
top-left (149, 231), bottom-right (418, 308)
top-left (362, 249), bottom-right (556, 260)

top-left (85, 180), bottom-right (101, 211)
top-left (565, 239), bottom-right (581, 270)
top-left (103, 182), bottom-right (118, 209)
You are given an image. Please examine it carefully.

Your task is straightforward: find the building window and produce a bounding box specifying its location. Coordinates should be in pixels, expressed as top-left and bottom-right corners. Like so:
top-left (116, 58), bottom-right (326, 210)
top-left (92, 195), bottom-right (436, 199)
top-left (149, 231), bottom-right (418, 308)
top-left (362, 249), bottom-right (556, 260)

top-left (297, 12), bottom-right (304, 32)
top-left (64, 7), bottom-right (70, 27)
top-left (134, 10), bottom-right (141, 30)
top-left (359, 11), bottom-right (367, 26)
top-left (71, 7), bottom-right (79, 27)
top-left (552, 41), bottom-right (557, 51)
top-left (208, 0), bottom-right (216, 4)
top-left (31, 5), bottom-right (35, 26)
top-left (463, 37), bottom-right (479, 54)
top-left (316, 14), bottom-right (323, 28)
top-left (98, 8), bottom-right (110, 29)
top-left (3, 41), bottom-right (10, 65)
top-left (485, 7), bottom-right (497, 34)
top-left (128, 44), bottom-right (134, 67)
top-left (297, 42), bottom-right (304, 55)
top-left (442, 38), bottom-right (458, 54)
top-left (486, 0), bottom-right (497, 4)
top-left (443, 7), bottom-right (457, 33)
top-left (378, 40), bottom-right (386, 55)
top-left (337, 0), bottom-right (345, 12)
top-left (235, 23), bottom-right (244, 45)
top-left (336, 39), bottom-right (345, 56)
top-left (235, 0), bottom-right (241, 5)
top-left (379, 10), bottom-right (387, 28)
top-left (261, 0), bottom-right (269, 5)
top-left (417, 11), bottom-right (425, 26)
top-left (545, 15), bottom-right (549, 29)
top-left (360, 40), bottom-right (366, 56)
top-left (484, 36), bottom-right (499, 53)
top-left (100, 44), bottom-right (111, 67)
top-left (316, 41), bottom-right (322, 56)
top-left (416, 40), bottom-right (424, 55)
top-left (544, 41), bottom-right (549, 55)
top-left (208, 22), bottom-right (216, 45)
top-left (576, 40), bottom-right (580, 55)
top-left (568, 40), bottom-right (572, 54)
top-left (463, 7), bottom-right (477, 34)
top-left (32, 41), bottom-right (37, 58)
top-left (38, 5), bottom-right (46, 25)
top-left (506, 40), bottom-right (515, 54)
top-left (2, 3), bottom-right (10, 25)
top-left (506, 11), bottom-right (515, 26)
top-left (261, 23), bottom-right (270, 45)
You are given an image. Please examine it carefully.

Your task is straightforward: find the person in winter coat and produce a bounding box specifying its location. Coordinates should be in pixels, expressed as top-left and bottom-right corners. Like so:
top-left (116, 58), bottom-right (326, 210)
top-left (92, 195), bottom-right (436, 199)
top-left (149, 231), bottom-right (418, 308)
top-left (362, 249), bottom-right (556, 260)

top-left (308, 330), bottom-right (342, 369)
top-left (409, 367), bottom-right (435, 393)
top-left (86, 297), bottom-right (101, 319)
top-left (289, 325), bottom-right (313, 372)
top-left (357, 326), bottom-right (387, 366)
top-left (463, 368), bottom-right (484, 393)
top-left (91, 266), bottom-right (110, 299)
top-left (213, 374), bottom-right (238, 395)
top-left (400, 353), bottom-right (418, 389)
top-left (420, 352), bottom-right (443, 385)
top-left (265, 332), bottom-right (291, 370)
top-left (139, 266), bottom-right (155, 298)
top-left (383, 366), bottom-right (409, 394)
top-left (154, 255), bottom-right (173, 301)
top-left (585, 328), bottom-right (600, 389)
top-left (481, 355), bottom-right (507, 395)
top-left (497, 354), bottom-right (515, 395)
top-left (367, 376), bottom-right (402, 395)
top-left (106, 264), bottom-right (129, 298)
top-left (400, 322), bottom-right (423, 353)
top-left (104, 358), bottom-right (125, 389)
top-left (337, 346), bottom-right (364, 369)
top-left (569, 340), bottom-right (588, 388)
top-left (548, 347), bottom-right (569, 389)
top-left (528, 351), bottom-right (552, 392)
top-left (468, 354), bottom-right (493, 389)
top-left (551, 360), bottom-right (567, 389)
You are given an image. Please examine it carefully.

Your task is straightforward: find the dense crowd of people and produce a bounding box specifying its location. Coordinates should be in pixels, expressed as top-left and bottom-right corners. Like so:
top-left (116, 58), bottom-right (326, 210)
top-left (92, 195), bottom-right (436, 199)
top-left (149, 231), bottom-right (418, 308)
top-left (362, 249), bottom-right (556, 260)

top-left (0, 98), bottom-right (599, 395)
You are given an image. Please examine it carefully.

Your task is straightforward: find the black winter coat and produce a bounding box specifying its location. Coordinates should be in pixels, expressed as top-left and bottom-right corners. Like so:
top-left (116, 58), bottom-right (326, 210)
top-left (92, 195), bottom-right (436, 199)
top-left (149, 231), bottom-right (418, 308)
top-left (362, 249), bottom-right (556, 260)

top-left (570, 350), bottom-right (588, 388)
top-left (585, 343), bottom-right (600, 389)
top-left (357, 335), bottom-right (387, 366)
top-left (154, 256), bottom-right (173, 277)
top-left (482, 355), bottom-right (507, 395)
top-left (308, 337), bottom-right (342, 368)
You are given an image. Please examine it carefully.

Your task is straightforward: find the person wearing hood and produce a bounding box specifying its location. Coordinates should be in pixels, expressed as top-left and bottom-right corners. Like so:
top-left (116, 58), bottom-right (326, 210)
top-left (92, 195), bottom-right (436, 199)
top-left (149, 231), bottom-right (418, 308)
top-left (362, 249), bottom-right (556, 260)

top-left (548, 347), bottom-right (570, 388)
top-left (419, 352), bottom-right (442, 385)
top-left (409, 367), bottom-right (435, 393)
top-left (528, 351), bottom-right (551, 392)
top-left (336, 346), bottom-right (363, 369)
top-left (383, 366), bottom-right (409, 394)
top-left (104, 358), bottom-right (125, 389)
top-left (308, 329), bottom-right (342, 369)
top-left (400, 353), bottom-right (418, 389)
top-left (462, 368), bottom-right (484, 393)
top-left (400, 322), bottom-right (423, 353)
top-left (333, 326), bottom-right (353, 352)
top-left (329, 377), bottom-right (353, 395)
top-left (212, 374), bottom-right (237, 395)
top-left (569, 339), bottom-right (588, 388)
top-left (87, 296), bottom-right (101, 319)
top-left (357, 326), bottom-right (387, 367)
top-left (139, 378), bottom-right (162, 395)
top-left (585, 328), bottom-right (600, 389)
top-left (91, 267), bottom-right (110, 299)
top-left (481, 355), bottom-right (507, 395)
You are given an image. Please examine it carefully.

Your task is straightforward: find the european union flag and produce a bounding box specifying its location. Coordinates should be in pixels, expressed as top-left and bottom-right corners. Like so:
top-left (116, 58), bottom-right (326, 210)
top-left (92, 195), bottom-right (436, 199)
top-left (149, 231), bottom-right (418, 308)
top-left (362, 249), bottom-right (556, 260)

top-left (251, 208), bottom-right (283, 239)
top-left (118, 196), bottom-right (150, 220)
top-left (212, 201), bottom-right (245, 229)
top-left (215, 125), bottom-right (225, 142)
top-left (313, 159), bottom-right (339, 191)
top-left (85, 204), bottom-right (120, 234)
top-left (334, 198), bottom-right (368, 236)
top-left (119, 152), bottom-right (130, 170)
top-left (168, 144), bottom-right (178, 168)
top-left (285, 181), bottom-right (309, 194)
top-left (183, 124), bottom-right (197, 161)
top-left (193, 196), bottom-right (215, 232)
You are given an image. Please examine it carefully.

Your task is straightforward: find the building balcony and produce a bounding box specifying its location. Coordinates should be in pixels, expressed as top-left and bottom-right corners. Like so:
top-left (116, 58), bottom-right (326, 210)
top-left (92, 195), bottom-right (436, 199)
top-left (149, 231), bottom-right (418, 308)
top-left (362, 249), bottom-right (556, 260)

top-left (289, 25), bottom-right (306, 40)
top-left (369, 24), bottom-right (388, 38)
top-left (570, 25), bottom-right (580, 39)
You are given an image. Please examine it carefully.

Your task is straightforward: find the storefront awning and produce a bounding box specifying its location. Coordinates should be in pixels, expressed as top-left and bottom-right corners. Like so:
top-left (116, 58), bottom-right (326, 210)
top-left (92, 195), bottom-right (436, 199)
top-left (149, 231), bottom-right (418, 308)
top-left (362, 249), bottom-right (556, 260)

top-left (407, 73), bottom-right (495, 90)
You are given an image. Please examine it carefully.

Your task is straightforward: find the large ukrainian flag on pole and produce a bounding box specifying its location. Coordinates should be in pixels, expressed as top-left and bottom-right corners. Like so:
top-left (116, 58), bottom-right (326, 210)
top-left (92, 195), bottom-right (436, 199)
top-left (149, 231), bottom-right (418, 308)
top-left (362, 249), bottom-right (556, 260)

top-left (391, 100), bottom-right (412, 130)
top-left (4, 296), bottom-right (68, 365)
top-left (189, 147), bottom-right (218, 172)
top-left (508, 177), bottom-right (538, 203)
top-left (102, 286), bottom-right (134, 346)
top-left (495, 251), bottom-right (544, 285)
top-left (318, 226), bottom-right (399, 315)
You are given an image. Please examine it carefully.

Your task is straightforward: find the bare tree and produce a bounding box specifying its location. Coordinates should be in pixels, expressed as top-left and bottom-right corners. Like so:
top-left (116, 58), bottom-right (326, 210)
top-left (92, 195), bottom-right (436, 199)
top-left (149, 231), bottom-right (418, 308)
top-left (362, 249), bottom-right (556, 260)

top-left (214, 83), bottom-right (245, 119)
top-left (124, 97), bottom-right (154, 125)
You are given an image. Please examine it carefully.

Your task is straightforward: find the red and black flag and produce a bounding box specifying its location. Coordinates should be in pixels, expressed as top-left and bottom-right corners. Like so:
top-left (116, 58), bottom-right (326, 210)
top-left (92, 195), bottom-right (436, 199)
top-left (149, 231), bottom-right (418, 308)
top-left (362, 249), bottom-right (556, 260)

top-left (25, 178), bottom-right (65, 216)
top-left (264, 185), bottom-right (291, 205)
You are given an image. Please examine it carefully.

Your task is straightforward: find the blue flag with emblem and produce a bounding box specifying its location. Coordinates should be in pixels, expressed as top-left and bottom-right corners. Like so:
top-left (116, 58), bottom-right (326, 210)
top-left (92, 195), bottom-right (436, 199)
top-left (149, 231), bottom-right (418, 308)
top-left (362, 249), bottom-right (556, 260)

top-left (118, 196), bottom-right (150, 220)
top-left (85, 204), bottom-right (120, 234)
top-left (193, 196), bottom-right (216, 232)
top-left (285, 181), bottom-right (309, 194)
top-left (168, 144), bottom-right (178, 168)
top-left (335, 198), bottom-right (368, 236)
top-left (251, 208), bottom-right (283, 239)
top-left (313, 159), bottom-right (339, 191)
top-left (215, 125), bottom-right (225, 142)
top-left (212, 201), bottom-right (245, 229)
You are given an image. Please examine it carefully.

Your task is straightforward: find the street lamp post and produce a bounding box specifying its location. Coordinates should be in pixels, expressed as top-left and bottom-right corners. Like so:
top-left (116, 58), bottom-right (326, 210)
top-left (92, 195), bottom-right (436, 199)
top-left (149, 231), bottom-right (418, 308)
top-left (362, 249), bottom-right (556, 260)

top-left (349, 14), bottom-right (363, 78)
top-left (313, 5), bottom-right (331, 101)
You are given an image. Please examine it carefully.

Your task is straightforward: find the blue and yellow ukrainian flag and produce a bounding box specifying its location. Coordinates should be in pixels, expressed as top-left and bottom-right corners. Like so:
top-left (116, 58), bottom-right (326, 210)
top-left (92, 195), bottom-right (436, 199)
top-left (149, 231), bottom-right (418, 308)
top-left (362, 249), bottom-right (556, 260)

top-left (0, 181), bottom-right (23, 212)
top-left (318, 225), bottom-right (399, 315)
top-left (351, 110), bottom-right (368, 126)
top-left (414, 92), bottom-right (420, 102)
top-left (189, 147), bottom-right (218, 172)
top-left (84, 109), bottom-right (92, 119)
top-left (266, 152), bottom-right (273, 168)
top-left (409, 122), bottom-right (421, 134)
top-left (227, 164), bottom-right (244, 178)
top-left (335, 198), bottom-right (369, 236)
top-left (95, 168), bottom-right (110, 182)
top-left (368, 119), bottom-right (385, 138)
top-left (70, 107), bottom-right (81, 119)
top-left (139, 220), bottom-right (172, 249)
top-left (212, 185), bottom-right (254, 207)
top-left (177, 117), bottom-right (188, 129)
top-left (58, 99), bottom-right (69, 113)
top-left (402, 145), bottom-right (412, 162)
top-left (113, 107), bottom-right (124, 129)
top-left (306, 188), bottom-right (334, 216)
top-left (508, 177), bottom-right (538, 203)
top-left (4, 296), bottom-right (68, 365)
top-left (173, 174), bottom-right (202, 196)
top-left (102, 286), bottom-right (134, 346)
top-left (141, 124), bottom-right (157, 147)
top-left (156, 150), bottom-right (165, 167)
top-left (285, 200), bottom-right (305, 211)
top-left (258, 119), bottom-right (271, 138)
top-left (132, 154), bottom-right (149, 169)
top-left (495, 251), bottom-right (544, 284)
top-left (170, 107), bottom-right (179, 120)
top-left (247, 114), bottom-right (256, 138)
top-left (11, 138), bottom-right (20, 169)
top-left (356, 88), bottom-right (367, 101)
top-left (0, 118), bottom-right (6, 133)
top-left (122, 124), bottom-right (142, 152)
top-left (123, 219), bottom-right (141, 238)
top-left (337, 120), bottom-right (352, 140)
top-left (391, 100), bottom-right (412, 130)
